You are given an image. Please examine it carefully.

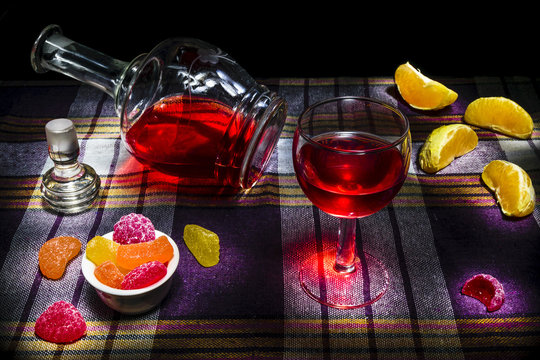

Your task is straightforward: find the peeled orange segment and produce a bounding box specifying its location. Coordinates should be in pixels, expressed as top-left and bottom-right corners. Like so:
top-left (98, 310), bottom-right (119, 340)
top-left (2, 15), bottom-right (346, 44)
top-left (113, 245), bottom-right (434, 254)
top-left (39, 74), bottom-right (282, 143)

top-left (482, 160), bottom-right (535, 217)
top-left (418, 124), bottom-right (478, 173)
top-left (395, 62), bottom-right (458, 110)
top-left (183, 224), bottom-right (220, 267)
top-left (464, 97), bottom-right (534, 139)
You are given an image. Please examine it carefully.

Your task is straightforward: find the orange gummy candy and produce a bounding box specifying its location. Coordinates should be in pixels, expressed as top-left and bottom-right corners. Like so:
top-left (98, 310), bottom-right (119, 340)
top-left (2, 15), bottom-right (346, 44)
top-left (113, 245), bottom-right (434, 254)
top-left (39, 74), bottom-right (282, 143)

top-left (94, 261), bottom-right (124, 289)
top-left (39, 236), bottom-right (81, 280)
top-left (117, 235), bottom-right (174, 271)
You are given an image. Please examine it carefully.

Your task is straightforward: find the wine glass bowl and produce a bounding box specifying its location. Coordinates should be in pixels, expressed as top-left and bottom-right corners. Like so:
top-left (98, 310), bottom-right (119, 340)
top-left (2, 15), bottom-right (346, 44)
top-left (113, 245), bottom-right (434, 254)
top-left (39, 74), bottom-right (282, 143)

top-left (292, 96), bottom-right (411, 309)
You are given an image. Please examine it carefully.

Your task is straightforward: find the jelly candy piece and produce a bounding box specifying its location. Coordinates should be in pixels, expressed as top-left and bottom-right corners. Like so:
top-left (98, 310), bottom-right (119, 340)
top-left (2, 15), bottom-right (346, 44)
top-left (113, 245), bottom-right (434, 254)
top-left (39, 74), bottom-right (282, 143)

top-left (35, 301), bottom-right (86, 343)
top-left (183, 224), bottom-right (220, 267)
top-left (94, 260), bottom-right (125, 289)
top-left (86, 235), bottom-right (120, 266)
top-left (121, 261), bottom-right (167, 290)
top-left (462, 273), bottom-right (505, 312)
top-left (113, 213), bottom-right (156, 244)
top-left (117, 235), bottom-right (174, 271)
top-left (38, 236), bottom-right (81, 280)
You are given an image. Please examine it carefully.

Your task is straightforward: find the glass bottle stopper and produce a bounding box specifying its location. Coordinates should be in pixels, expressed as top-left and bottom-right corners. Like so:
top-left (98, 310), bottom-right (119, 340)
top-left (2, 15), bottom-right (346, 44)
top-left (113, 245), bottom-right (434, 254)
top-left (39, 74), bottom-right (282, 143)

top-left (41, 118), bottom-right (101, 214)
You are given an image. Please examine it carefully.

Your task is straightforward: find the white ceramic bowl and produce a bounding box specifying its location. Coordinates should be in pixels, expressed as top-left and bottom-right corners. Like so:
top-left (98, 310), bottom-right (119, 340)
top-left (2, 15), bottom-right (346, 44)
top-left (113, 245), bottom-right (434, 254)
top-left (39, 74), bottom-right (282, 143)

top-left (81, 230), bottom-right (179, 314)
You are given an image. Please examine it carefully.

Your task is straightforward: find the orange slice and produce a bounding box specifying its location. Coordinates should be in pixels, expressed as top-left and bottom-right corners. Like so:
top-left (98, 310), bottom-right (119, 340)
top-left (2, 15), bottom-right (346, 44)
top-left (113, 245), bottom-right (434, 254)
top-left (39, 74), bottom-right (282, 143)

top-left (482, 160), bottom-right (535, 217)
top-left (395, 62), bottom-right (458, 110)
top-left (419, 124), bottom-right (478, 173)
top-left (464, 97), bottom-right (534, 139)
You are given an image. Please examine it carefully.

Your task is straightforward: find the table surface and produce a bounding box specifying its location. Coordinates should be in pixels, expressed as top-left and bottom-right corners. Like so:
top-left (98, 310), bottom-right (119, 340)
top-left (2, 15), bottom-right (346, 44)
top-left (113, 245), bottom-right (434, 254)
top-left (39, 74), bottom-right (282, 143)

top-left (0, 77), bottom-right (539, 359)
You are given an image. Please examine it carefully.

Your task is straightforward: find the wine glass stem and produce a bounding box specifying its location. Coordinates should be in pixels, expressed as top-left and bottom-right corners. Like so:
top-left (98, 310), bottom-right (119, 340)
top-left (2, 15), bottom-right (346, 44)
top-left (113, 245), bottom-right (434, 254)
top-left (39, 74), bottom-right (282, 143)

top-left (334, 218), bottom-right (358, 273)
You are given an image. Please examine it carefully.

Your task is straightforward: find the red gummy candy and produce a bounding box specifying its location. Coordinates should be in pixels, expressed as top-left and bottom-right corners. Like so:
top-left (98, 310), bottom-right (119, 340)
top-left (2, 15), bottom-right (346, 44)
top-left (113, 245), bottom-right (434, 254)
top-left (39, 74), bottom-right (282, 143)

top-left (462, 273), bottom-right (505, 312)
top-left (35, 301), bottom-right (86, 343)
top-left (121, 261), bottom-right (167, 290)
top-left (113, 213), bottom-right (156, 244)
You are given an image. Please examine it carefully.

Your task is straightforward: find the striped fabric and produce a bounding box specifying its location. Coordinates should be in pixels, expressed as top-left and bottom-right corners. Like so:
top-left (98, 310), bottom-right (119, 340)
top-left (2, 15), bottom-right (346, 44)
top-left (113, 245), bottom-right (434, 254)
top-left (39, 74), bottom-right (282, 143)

top-left (0, 77), bottom-right (539, 359)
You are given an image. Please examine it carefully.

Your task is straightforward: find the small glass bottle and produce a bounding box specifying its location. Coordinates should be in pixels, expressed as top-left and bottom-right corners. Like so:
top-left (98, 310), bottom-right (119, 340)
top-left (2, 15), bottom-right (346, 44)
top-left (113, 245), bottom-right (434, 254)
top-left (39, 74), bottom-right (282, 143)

top-left (41, 118), bottom-right (100, 213)
top-left (31, 24), bottom-right (287, 190)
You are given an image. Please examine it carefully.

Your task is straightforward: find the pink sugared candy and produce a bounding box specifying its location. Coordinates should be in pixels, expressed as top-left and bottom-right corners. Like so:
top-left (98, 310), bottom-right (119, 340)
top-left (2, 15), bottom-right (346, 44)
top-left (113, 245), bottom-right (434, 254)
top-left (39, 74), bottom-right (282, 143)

top-left (35, 301), bottom-right (86, 343)
top-left (121, 261), bottom-right (167, 290)
top-left (113, 213), bottom-right (156, 244)
top-left (461, 273), bottom-right (505, 312)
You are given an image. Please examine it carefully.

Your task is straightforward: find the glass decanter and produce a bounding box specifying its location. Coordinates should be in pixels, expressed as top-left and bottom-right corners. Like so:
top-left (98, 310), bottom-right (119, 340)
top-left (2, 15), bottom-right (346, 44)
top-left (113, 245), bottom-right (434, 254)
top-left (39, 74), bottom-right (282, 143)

top-left (31, 24), bottom-right (287, 190)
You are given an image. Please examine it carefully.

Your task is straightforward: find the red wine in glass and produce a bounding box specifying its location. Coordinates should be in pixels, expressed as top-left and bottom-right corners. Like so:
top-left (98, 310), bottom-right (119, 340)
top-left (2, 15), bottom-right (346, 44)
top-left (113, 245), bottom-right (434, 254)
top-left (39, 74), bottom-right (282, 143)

top-left (292, 96), bottom-right (411, 309)
top-left (294, 131), bottom-right (406, 219)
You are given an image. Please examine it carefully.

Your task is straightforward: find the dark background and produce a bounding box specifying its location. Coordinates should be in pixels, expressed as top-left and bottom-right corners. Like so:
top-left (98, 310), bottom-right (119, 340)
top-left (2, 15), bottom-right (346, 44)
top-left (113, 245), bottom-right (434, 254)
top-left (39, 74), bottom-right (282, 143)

top-left (1, 4), bottom-right (538, 81)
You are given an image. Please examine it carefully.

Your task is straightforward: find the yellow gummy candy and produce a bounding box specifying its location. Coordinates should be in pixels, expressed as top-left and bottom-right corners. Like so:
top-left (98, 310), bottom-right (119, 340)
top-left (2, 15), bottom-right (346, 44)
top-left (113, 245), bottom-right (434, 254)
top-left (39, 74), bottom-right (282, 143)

top-left (86, 236), bottom-right (119, 266)
top-left (183, 224), bottom-right (220, 267)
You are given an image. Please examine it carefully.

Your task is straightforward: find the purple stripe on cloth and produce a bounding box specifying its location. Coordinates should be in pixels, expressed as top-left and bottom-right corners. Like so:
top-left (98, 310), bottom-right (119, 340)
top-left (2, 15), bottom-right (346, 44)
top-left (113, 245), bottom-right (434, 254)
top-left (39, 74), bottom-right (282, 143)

top-left (312, 206), bottom-right (331, 359)
top-left (136, 168), bottom-right (150, 212)
top-left (0, 209), bottom-right (25, 270)
top-left (456, 318), bottom-right (540, 330)
top-left (81, 93), bottom-right (108, 140)
top-left (355, 221), bottom-right (378, 358)
top-left (387, 205), bottom-right (425, 359)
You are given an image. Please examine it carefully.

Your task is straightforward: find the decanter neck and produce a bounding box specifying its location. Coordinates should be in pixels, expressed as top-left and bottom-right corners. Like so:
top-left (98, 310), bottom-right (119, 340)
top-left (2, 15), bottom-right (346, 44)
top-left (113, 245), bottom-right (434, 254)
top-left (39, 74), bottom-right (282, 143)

top-left (31, 24), bottom-right (138, 105)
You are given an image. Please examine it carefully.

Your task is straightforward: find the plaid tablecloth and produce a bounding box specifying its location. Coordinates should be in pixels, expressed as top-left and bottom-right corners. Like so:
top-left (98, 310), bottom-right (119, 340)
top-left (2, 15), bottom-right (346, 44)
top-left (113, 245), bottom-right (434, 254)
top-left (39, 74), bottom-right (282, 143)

top-left (0, 76), bottom-right (539, 359)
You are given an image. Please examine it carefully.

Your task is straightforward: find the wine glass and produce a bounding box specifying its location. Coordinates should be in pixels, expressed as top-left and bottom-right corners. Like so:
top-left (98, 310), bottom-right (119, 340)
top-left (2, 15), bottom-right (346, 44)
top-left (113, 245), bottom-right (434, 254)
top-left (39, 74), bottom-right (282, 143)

top-left (292, 96), bottom-right (411, 309)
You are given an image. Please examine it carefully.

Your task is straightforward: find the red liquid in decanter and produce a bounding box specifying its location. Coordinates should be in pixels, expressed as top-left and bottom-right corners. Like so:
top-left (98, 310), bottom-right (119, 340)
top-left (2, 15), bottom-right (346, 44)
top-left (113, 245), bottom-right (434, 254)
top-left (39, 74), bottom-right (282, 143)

top-left (125, 96), bottom-right (245, 187)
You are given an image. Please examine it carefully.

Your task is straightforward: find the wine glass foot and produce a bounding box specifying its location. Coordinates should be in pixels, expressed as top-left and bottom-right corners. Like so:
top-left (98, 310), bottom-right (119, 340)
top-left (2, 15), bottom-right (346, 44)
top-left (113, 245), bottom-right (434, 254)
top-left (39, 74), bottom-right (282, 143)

top-left (299, 249), bottom-right (389, 309)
